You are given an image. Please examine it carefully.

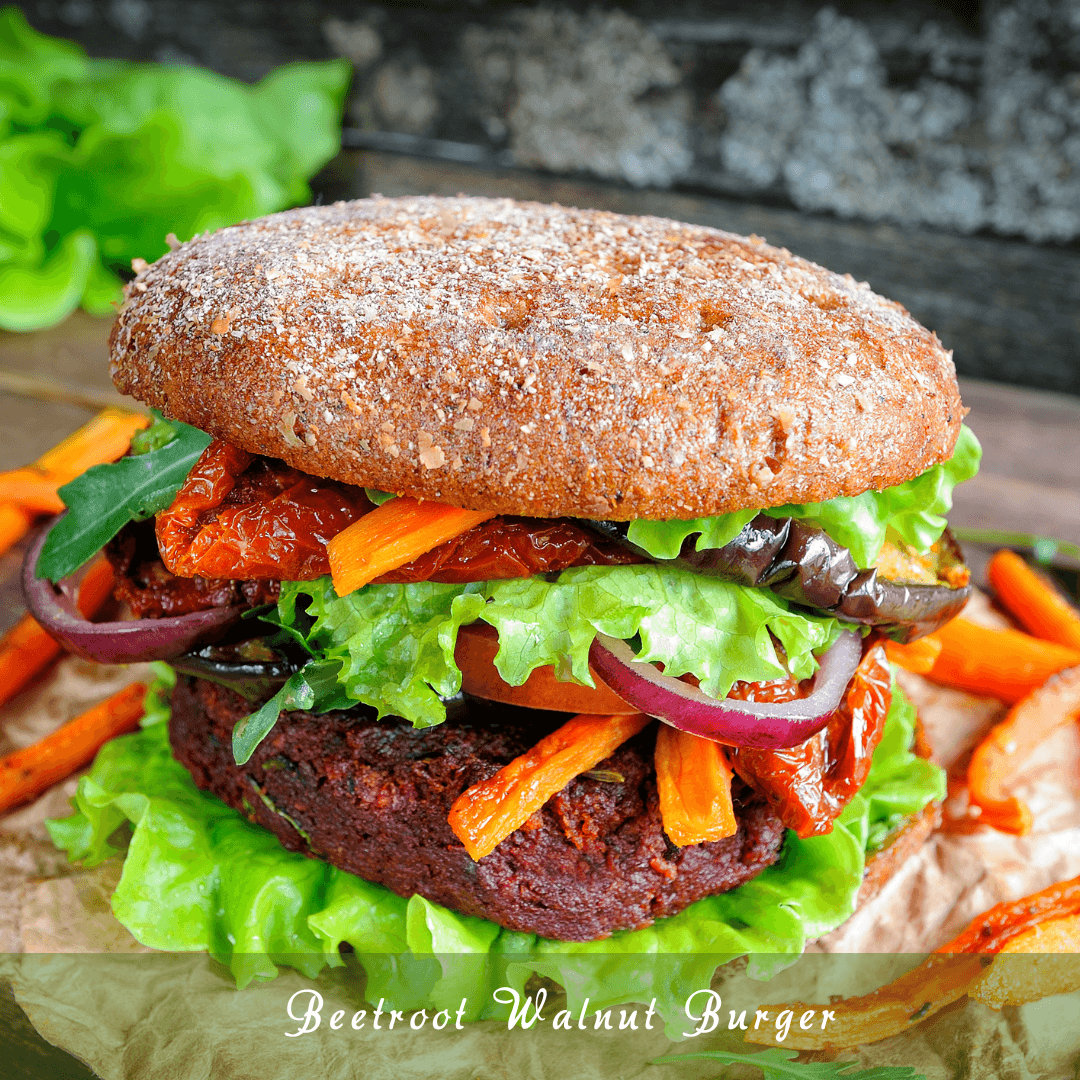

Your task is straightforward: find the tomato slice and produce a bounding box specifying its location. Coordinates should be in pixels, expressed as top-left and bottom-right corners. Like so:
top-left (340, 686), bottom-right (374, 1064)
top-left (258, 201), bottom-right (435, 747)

top-left (455, 623), bottom-right (638, 713)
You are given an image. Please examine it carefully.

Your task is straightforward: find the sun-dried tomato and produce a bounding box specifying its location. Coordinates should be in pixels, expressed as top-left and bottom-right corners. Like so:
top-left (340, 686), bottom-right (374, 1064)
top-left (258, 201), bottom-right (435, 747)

top-left (731, 640), bottom-right (892, 838)
top-left (376, 517), bottom-right (641, 584)
top-left (156, 440), bottom-right (371, 580)
top-left (107, 519), bottom-right (279, 617)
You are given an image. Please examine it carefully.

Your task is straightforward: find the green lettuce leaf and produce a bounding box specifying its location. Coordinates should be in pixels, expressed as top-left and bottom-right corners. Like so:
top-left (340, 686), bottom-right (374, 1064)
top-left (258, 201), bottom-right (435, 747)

top-left (47, 680), bottom-right (940, 1025)
top-left (0, 7), bottom-right (350, 331)
top-left (0, 6), bottom-right (86, 130)
top-left (265, 565), bottom-right (846, 744)
top-left (626, 426), bottom-right (982, 569)
top-left (35, 411), bottom-right (211, 581)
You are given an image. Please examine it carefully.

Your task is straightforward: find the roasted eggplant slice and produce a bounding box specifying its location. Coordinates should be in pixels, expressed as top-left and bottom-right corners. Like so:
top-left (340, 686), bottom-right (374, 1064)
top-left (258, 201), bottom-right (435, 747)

top-left (582, 515), bottom-right (971, 642)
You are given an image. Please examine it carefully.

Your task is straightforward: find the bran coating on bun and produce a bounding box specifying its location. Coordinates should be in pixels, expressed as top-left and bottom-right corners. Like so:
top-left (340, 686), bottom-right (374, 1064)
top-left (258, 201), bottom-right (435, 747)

top-left (110, 196), bottom-right (963, 519)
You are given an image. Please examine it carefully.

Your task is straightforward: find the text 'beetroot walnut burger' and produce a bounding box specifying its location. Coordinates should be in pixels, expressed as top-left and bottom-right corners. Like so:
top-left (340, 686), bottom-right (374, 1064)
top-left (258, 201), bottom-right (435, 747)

top-left (29, 197), bottom-right (979, 996)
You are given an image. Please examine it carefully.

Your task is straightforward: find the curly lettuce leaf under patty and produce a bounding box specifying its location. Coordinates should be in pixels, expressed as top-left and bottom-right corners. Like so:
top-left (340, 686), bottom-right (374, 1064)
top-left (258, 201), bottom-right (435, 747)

top-left (627, 425), bottom-right (981, 568)
top-left (46, 678), bottom-right (942, 1029)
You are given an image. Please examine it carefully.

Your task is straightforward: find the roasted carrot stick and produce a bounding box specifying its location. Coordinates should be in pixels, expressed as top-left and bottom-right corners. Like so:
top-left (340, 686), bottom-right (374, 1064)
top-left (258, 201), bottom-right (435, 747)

top-left (448, 711), bottom-right (650, 860)
top-left (0, 474), bottom-right (66, 514)
top-left (0, 681), bottom-right (146, 813)
top-left (926, 617), bottom-right (1080, 703)
top-left (988, 548), bottom-right (1080, 651)
top-left (967, 665), bottom-right (1080, 835)
top-left (968, 912), bottom-right (1080, 1008)
top-left (0, 557), bottom-right (115, 709)
top-left (745, 873), bottom-right (1080, 1050)
top-left (30, 407), bottom-right (149, 483)
top-left (0, 409), bottom-right (149, 557)
top-left (0, 504), bottom-right (32, 557)
top-left (654, 724), bottom-right (737, 845)
top-left (937, 873), bottom-right (1080, 954)
top-left (743, 952), bottom-right (985, 1050)
top-left (885, 634), bottom-right (944, 675)
top-left (327, 496), bottom-right (495, 596)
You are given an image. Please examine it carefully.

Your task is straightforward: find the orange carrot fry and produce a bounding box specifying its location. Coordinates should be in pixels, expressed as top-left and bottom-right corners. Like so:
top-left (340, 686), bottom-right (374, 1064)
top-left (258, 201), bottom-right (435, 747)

top-left (30, 407), bottom-right (149, 484)
top-left (0, 681), bottom-right (146, 813)
top-left (937, 873), bottom-right (1080, 954)
top-left (0, 557), bottom-right (114, 709)
top-left (926, 617), bottom-right (1080, 703)
top-left (967, 665), bottom-right (1080, 836)
top-left (654, 724), bottom-right (737, 845)
top-left (989, 548), bottom-right (1080, 652)
top-left (0, 504), bottom-right (33, 558)
top-left (0, 473), bottom-right (66, 514)
top-left (327, 496), bottom-right (495, 596)
top-left (885, 634), bottom-right (944, 675)
top-left (744, 952), bottom-right (984, 1050)
top-left (448, 711), bottom-right (651, 860)
top-left (746, 873), bottom-right (1080, 1050)
top-left (988, 912), bottom-right (1080, 954)
top-left (72, 556), bottom-right (117, 616)
top-left (0, 409), bottom-right (149, 521)
top-left (969, 913), bottom-right (1080, 1008)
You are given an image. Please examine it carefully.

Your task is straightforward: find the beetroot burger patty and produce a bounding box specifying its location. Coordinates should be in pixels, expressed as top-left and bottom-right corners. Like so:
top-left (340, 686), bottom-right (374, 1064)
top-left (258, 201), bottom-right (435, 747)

top-left (170, 677), bottom-right (787, 941)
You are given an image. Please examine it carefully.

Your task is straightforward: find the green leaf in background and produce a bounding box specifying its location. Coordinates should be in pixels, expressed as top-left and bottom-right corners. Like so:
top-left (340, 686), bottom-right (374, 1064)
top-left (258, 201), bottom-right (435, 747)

top-left (652, 1048), bottom-right (926, 1080)
top-left (0, 6), bottom-right (86, 130)
top-left (0, 6), bottom-right (351, 331)
top-left (626, 426), bottom-right (982, 569)
top-left (0, 226), bottom-right (94, 330)
top-left (0, 130), bottom-right (68, 259)
top-left (35, 413), bottom-right (212, 581)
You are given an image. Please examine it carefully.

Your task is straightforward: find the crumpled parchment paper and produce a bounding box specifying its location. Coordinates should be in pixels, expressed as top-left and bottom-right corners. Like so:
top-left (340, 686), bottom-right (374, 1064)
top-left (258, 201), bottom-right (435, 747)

top-left (1, 593), bottom-right (1078, 1080)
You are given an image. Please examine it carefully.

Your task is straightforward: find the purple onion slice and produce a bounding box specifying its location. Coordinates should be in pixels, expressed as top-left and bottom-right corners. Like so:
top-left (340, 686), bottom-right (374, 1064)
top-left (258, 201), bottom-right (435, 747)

top-left (22, 522), bottom-right (245, 665)
top-left (588, 630), bottom-right (862, 749)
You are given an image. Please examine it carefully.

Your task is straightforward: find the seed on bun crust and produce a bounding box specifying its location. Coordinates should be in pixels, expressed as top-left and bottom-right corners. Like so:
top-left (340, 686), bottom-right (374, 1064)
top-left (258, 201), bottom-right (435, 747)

top-left (110, 196), bottom-right (963, 520)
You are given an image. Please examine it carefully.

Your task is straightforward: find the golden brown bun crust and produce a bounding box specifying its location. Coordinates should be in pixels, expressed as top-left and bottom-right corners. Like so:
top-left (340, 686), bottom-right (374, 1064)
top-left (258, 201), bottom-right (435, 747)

top-left (110, 196), bottom-right (963, 519)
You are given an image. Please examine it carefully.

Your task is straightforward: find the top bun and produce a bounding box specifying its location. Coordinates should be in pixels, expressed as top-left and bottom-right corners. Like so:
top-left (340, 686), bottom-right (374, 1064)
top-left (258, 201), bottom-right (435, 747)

top-left (110, 196), bottom-right (963, 520)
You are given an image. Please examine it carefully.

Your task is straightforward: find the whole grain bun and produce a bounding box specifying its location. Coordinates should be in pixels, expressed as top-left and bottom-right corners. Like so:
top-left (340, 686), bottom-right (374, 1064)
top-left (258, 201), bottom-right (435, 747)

top-left (110, 196), bottom-right (963, 519)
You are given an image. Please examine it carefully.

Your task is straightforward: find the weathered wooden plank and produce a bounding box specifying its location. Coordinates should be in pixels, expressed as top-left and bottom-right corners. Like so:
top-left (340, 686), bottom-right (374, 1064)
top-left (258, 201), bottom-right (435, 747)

top-left (342, 149), bottom-right (1080, 396)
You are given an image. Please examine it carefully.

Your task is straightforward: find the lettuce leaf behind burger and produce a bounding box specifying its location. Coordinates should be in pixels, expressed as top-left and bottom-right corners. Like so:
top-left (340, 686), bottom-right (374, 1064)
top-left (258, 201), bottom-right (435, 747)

top-left (47, 676), bottom-right (942, 1027)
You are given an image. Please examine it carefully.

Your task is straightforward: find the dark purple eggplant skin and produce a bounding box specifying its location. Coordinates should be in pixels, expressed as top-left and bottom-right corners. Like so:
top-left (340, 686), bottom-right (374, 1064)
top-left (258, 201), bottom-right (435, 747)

top-left (170, 649), bottom-right (298, 701)
top-left (581, 516), bottom-right (971, 643)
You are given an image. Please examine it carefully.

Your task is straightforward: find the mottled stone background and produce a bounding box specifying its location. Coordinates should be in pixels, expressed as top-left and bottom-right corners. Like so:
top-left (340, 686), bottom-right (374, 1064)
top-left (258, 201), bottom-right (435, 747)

top-left (18, 0), bottom-right (1080, 393)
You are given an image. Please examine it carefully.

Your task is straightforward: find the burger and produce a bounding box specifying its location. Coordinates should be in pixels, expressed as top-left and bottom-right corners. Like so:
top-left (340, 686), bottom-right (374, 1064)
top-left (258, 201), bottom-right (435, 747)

top-left (27, 196), bottom-right (979, 1008)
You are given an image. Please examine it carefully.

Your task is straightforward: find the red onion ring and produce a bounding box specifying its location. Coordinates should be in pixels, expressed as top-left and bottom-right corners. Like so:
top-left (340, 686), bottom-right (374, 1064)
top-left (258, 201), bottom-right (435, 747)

top-left (588, 630), bottom-right (862, 749)
top-left (22, 521), bottom-right (245, 665)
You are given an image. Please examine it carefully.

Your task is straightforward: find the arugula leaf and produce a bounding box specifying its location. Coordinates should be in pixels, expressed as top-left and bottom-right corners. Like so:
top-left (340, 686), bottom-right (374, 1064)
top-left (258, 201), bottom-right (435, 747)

top-left (35, 414), bottom-right (211, 581)
top-left (232, 659), bottom-right (346, 765)
top-left (652, 1049), bottom-right (925, 1079)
